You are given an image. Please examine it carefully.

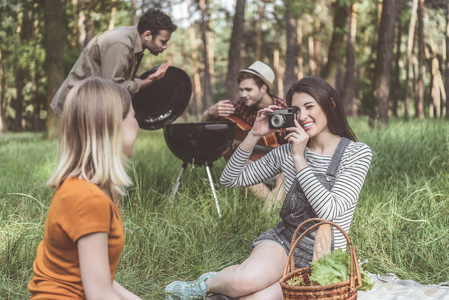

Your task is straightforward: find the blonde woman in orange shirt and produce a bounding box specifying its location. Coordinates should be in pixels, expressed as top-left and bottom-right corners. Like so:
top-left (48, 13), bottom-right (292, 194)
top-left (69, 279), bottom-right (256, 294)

top-left (29, 78), bottom-right (141, 299)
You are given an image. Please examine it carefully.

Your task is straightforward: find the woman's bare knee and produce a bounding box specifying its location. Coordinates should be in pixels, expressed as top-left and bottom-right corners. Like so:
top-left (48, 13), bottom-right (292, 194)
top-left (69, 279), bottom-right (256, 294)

top-left (208, 242), bottom-right (286, 298)
top-left (228, 269), bottom-right (261, 293)
top-left (229, 262), bottom-right (282, 296)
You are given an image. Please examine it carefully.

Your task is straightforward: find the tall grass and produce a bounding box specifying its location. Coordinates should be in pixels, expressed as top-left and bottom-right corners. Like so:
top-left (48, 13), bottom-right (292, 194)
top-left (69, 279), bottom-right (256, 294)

top-left (0, 118), bottom-right (448, 299)
top-left (351, 118), bottom-right (449, 284)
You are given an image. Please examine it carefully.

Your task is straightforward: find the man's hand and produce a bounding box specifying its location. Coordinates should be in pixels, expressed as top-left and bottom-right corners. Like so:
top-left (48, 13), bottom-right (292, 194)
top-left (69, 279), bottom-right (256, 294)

top-left (203, 100), bottom-right (235, 120)
top-left (140, 62), bottom-right (170, 89)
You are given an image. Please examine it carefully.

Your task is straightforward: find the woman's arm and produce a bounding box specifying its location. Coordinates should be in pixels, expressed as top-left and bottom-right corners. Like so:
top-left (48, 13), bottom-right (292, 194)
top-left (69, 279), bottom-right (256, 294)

top-left (78, 232), bottom-right (141, 300)
top-left (220, 144), bottom-right (287, 188)
top-left (113, 281), bottom-right (142, 300)
top-left (220, 106), bottom-right (286, 188)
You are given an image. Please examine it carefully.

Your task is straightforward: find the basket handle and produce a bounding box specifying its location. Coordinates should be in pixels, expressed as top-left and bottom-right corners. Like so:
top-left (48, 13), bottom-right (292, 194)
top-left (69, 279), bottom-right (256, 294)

top-left (283, 218), bottom-right (362, 291)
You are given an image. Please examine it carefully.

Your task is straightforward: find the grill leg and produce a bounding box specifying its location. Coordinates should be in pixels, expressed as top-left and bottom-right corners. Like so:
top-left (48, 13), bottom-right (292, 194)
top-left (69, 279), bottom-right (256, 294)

top-left (205, 161), bottom-right (221, 217)
top-left (169, 161), bottom-right (188, 203)
top-left (209, 163), bottom-right (220, 190)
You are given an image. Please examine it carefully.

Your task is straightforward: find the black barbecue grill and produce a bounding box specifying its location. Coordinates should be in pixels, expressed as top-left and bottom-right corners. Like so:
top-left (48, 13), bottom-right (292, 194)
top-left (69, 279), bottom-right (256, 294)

top-left (132, 66), bottom-right (234, 216)
top-left (133, 66), bottom-right (191, 130)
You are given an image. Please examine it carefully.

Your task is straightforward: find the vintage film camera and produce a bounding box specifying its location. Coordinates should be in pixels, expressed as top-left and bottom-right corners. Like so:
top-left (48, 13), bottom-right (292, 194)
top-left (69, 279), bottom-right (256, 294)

top-left (268, 107), bottom-right (299, 129)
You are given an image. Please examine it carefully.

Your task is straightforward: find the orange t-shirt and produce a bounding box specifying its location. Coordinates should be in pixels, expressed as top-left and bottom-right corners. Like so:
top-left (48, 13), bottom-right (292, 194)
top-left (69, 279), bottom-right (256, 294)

top-left (28, 178), bottom-right (124, 299)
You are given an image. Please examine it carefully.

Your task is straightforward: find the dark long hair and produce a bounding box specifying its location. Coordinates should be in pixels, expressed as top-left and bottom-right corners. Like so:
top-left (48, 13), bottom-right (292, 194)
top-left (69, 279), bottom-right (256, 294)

top-left (286, 76), bottom-right (357, 141)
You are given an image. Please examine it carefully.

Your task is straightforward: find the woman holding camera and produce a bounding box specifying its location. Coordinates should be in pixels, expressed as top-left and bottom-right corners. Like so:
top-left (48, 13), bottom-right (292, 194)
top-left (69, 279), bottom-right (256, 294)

top-left (28, 78), bottom-right (141, 299)
top-left (165, 76), bottom-right (372, 300)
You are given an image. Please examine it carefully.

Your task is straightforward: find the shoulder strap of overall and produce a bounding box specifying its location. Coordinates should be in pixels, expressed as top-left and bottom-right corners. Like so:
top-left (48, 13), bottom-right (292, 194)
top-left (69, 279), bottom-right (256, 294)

top-left (325, 137), bottom-right (351, 179)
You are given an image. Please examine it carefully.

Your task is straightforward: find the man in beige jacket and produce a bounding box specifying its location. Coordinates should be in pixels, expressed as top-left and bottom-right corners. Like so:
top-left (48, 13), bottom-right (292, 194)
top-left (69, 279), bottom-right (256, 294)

top-left (51, 8), bottom-right (177, 115)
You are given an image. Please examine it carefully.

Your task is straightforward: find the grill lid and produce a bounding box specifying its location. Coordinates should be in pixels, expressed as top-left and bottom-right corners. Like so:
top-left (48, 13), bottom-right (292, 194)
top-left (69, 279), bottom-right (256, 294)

top-left (132, 66), bottom-right (192, 130)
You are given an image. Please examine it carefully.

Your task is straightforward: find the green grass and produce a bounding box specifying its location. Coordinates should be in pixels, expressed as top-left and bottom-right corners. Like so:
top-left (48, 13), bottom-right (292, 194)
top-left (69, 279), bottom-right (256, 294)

top-left (0, 117), bottom-right (448, 299)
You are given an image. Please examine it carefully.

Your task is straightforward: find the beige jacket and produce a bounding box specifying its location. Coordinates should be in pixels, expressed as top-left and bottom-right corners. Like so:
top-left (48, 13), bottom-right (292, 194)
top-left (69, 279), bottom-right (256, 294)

top-left (51, 26), bottom-right (144, 115)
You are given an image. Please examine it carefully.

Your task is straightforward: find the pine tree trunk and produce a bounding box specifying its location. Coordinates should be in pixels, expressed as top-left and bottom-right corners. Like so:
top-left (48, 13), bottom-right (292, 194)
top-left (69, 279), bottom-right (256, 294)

top-left (284, 0), bottom-right (297, 94)
top-left (164, 0), bottom-right (175, 67)
top-left (256, 0), bottom-right (264, 61)
top-left (78, 2), bottom-right (94, 49)
top-left (369, 0), bottom-right (398, 128)
top-left (33, 76), bottom-right (42, 132)
top-left (404, 0), bottom-right (418, 121)
top-left (77, 8), bottom-right (85, 51)
top-left (391, 12), bottom-right (402, 117)
top-left (131, 0), bottom-right (138, 25)
top-left (355, 66), bottom-right (362, 115)
top-left (14, 6), bottom-right (23, 132)
top-left (416, 0), bottom-right (425, 119)
top-left (45, 0), bottom-right (64, 138)
top-left (32, 13), bottom-right (43, 132)
top-left (199, 0), bottom-right (212, 109)
top-left (226, 0), bottom-right (246, 100)
top-left (84, 18), bottom-right (94, 48)
top-left (430, 57), bottom-right (440, 118)
top-left (180, 27), bottom-right (186, 71)
top-left (425, 19), bottom-right (445, 119)
top-left (296, 21), bottom-right (304, 80)
top-left (308, 35), bottom-right (317, 76)
top-left (274, 47), bottom-right (283, 98)
top-left (179, 25), bottom-right (189, 120)
top-left (274, 23), bottom-right (285, 98)
top-left (0, 51), bottom-right (4, 133)
top-left (320, 0), bottom-right (350, 85)
top-left (108, 0), bottom-right (117, 30)
top-left (14, 74), bottom-right (24, 132)
top-left (208, 3), bottom-right (215, 102)
top-left (188, 7), bottom-right (202, 119)
top-left (413, 49), bottom-right (418, 113)
top-left (445, 3), bottom-right (449, 119)
top-left (314, 18), bottom-right (322, 76)
top-left (343, 2), bottom-right (357, 116)
top-left (71, 0), bottom-right (79, 50)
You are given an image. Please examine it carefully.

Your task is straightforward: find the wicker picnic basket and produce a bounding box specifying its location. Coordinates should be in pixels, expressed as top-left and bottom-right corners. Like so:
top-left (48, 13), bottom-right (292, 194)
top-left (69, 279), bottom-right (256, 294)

top-left (279, 218), bottom-right (362, 300)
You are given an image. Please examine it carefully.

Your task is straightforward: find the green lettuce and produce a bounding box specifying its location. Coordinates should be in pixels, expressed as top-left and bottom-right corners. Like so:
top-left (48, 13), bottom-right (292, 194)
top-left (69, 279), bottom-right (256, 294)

top-left (308, 248), bottom-right (374, 292)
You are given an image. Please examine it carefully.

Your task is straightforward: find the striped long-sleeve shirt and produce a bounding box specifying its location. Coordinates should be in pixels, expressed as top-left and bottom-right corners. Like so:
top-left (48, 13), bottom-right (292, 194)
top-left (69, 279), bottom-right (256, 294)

top-left (220, 141), bottom-right (372, 249)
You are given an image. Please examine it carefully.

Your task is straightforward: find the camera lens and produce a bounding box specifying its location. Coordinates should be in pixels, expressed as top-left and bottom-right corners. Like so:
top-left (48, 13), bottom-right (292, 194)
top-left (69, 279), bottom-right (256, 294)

top-left (270, 115), bottom-right (285, 128)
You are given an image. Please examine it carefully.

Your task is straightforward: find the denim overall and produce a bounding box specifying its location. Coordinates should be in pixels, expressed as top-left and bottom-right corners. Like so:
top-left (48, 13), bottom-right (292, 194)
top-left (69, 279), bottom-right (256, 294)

top-left (250, 137), bottom-right (351, 268)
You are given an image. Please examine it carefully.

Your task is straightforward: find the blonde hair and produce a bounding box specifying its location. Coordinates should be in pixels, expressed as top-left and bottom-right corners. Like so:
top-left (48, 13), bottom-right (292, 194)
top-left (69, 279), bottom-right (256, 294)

top-left (47, 77), bottom-right (133, 197)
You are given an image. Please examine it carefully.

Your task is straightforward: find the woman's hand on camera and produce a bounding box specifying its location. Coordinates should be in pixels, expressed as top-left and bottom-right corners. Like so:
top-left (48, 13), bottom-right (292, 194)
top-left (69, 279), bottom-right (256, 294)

top-left (250, 105), bottom-right (281, 137)
top-left (240, 105), bottom-right (280, 153)
top-left (285, 119), bottom-right (309, 171)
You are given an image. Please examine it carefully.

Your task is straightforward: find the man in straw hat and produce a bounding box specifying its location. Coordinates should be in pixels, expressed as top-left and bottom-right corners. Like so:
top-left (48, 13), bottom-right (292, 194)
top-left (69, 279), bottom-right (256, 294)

top-left (202, 61), bottom-right (287, 205)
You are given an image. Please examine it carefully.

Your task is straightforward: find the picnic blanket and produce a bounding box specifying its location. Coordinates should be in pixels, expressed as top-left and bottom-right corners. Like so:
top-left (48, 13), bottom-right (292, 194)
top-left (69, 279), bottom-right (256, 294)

top-left (206, 273), bottom-right (449, 299)
top-left (358, 273), bottom-right (449, 300)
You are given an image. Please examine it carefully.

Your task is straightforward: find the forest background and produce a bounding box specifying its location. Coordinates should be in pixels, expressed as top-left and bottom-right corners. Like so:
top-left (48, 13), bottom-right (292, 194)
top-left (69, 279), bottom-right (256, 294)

top-left (0, 0), bottom-right (448, 135)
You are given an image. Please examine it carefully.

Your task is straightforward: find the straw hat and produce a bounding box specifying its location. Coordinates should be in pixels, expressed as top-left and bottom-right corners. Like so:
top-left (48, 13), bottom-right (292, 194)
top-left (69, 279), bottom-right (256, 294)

top-left (240, 61), bottom-right (275, 92)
